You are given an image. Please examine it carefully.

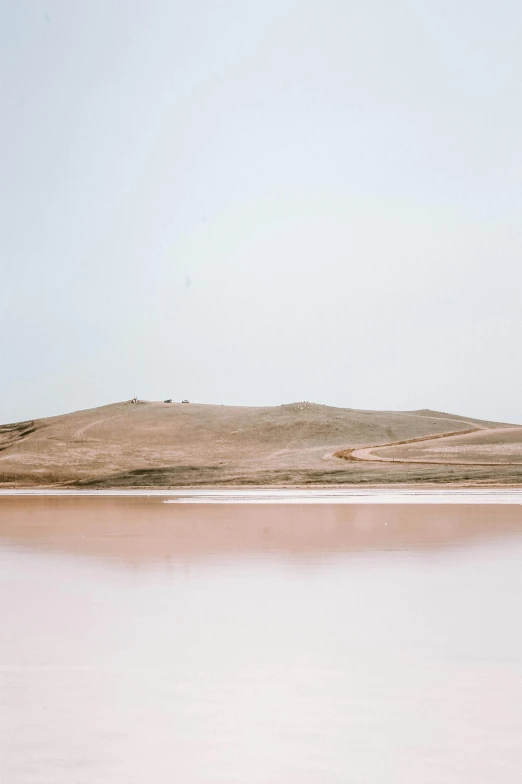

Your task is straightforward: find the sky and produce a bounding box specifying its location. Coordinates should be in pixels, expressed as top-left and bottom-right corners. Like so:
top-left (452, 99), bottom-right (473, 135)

top-left (1, 0), bottom-right (522, 424)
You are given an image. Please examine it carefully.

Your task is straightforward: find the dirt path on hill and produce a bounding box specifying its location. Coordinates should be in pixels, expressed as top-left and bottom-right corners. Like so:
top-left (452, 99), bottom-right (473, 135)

top-left (336, 425), bottom-right (522, 467)
top-left (72, 412), bottom-right (127, 441)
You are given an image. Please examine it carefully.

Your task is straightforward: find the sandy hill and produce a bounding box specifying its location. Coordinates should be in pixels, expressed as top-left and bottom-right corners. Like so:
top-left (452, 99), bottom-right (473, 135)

top-left (0, 400), bottom-right (520, 488)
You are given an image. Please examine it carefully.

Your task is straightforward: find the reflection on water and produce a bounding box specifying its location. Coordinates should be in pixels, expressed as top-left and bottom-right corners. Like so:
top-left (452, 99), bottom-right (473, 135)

top-left (1, 498), bottom-right (522, 783)
top-left (3, 496), bottom-right (522, 564)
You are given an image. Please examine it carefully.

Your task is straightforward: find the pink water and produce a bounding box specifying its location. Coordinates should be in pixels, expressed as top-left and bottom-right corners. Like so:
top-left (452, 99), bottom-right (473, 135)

top-left (1, 496), bottom-right (522, 783)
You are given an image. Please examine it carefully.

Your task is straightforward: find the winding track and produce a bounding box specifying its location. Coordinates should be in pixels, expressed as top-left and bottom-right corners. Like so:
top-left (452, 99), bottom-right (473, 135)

top-left (337, 424), bottom-right (522, 467)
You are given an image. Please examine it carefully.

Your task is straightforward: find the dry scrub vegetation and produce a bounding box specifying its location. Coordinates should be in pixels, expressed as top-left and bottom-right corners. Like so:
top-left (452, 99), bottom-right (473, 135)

top-left (0, 400), bottom-right (520, 488)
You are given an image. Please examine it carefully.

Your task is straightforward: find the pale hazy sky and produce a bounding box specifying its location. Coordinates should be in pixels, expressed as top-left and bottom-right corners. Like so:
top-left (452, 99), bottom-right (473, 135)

top-left (2, 1), bottom-right (521, 424)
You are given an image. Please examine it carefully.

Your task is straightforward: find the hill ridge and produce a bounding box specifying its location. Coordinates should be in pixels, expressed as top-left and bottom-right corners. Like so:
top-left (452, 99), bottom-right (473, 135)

top-left (0, 401), bottom-right (519, 488)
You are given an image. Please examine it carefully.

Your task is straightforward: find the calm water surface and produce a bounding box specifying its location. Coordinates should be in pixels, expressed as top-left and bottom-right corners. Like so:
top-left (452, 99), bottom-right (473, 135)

top-left (1, 497), bottom-right (522, 783)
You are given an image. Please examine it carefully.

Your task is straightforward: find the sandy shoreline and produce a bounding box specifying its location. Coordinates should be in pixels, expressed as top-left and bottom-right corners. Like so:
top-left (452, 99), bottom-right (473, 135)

top-left (2, 487), bottom-right (522, 503)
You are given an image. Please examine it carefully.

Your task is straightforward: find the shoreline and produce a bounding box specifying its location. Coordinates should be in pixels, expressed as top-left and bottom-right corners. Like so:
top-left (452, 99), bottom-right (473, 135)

top-left (2, 487), bottom-right (522, 503)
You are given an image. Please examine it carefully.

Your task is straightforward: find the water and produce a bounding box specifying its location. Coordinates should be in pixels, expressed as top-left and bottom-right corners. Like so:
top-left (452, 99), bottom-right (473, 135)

top-left (1, 496), bottom-right (522, 783)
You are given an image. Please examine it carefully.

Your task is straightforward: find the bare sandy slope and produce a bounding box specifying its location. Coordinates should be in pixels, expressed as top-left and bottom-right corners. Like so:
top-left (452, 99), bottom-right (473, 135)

top-left (0, 400), bottom-right (519, 488)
